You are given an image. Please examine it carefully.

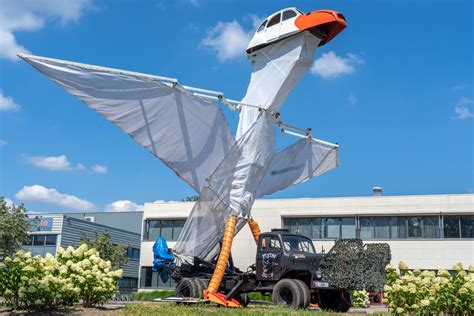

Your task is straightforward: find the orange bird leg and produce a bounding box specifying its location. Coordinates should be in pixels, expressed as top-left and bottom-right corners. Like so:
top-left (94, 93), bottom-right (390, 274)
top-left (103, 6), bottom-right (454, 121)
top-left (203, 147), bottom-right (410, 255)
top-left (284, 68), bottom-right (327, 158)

top-left (204, 215), bottom-right (241, 307)
top-left (248, 219), bottom-right (261, 244)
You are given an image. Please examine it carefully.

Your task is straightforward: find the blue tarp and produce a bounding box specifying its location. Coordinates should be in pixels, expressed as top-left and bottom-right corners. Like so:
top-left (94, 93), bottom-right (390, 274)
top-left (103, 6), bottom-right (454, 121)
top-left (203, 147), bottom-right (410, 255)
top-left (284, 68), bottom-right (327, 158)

top-left (152, 237), bottom-right (175, 283)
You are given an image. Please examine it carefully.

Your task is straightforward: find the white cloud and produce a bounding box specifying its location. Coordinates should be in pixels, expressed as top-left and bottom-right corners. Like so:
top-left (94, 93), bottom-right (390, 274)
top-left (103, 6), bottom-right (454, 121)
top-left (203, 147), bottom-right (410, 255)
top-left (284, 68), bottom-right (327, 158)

top-left (347, 92), bottom-right (357, 106)
top-left (311, 51), bottom-right (364, 80)
top-left (15, 185), bottom-right (95, 211)
top-left (201, 20), bottom-right (253, 62)
top-left (0, 139), bottom-right (7, 146)
top-left (105, 200), bottom-right (143, 212)
top-left (0, 0), bottom-right (94, 60)
top-left (25, 154), bottom-right (108, 173)
top-left (0, 90), bottom-right (20, 111)
top-left (453, 97), bottom-right (474, 120)
top-left (91, 164), bottom-right (108, 174)
top-left (26, 154), bottom-right (76, 171)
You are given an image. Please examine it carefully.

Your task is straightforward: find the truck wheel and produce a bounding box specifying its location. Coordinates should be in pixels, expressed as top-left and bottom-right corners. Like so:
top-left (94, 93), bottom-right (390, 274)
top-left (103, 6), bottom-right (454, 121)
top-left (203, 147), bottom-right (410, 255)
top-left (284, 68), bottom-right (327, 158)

top-left (175, 278), bottom-right (200, 298)
top-left (235, 293), bottom-right (250, 307)
top-left (272, 279), bottom-right (304, 308)
top-left (318, 289), bottom-right (351, 312)
top-left (194, 278), bottom-right (208, 298)
top-left (293, 279), bottom-right (310, 308)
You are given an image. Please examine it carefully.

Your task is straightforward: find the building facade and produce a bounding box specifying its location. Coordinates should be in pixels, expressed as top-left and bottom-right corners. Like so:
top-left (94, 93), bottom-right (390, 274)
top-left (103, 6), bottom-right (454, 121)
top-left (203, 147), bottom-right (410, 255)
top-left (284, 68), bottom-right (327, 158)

top-left (25, 214), bottom-right (141, 291)
top-left (66, 211), bottom-right (143, 234)
top-left (139, 193), bottom-right (474, 290)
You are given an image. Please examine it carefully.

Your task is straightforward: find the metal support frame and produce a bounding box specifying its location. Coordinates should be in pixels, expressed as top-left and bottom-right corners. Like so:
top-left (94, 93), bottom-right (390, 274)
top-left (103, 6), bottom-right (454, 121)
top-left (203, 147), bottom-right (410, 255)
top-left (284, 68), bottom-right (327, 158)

top-left (19, 53), bottom-right (339, 149)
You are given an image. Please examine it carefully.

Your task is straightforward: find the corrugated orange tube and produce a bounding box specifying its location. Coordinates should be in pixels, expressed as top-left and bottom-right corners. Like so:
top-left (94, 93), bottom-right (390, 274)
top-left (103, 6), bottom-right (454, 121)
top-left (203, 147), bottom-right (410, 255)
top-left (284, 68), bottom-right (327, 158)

top-left (206, 215), bottom-right (238, 294)
top-left (248, 219), bottom-right (261, 244)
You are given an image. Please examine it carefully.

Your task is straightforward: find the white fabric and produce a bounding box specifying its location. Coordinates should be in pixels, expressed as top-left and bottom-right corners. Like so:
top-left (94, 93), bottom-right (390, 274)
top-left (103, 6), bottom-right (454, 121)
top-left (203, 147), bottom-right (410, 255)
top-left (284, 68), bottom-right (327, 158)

top-left (237, 32), bottom-right (320, 138)
top-left (21, 56), bottom-right (235, 193)
top-left (256, 138), bottom-right (339, 197)
top-left (173, 115), bottom-right (274, 261)
top-left (22, 31), bottom-right (339, 263)
top-left (175, 32), bottom-right (325, 261)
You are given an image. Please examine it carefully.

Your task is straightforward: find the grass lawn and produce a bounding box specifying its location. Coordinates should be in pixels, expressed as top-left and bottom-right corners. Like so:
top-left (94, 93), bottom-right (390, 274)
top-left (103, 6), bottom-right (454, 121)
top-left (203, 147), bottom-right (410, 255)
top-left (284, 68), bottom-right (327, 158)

top-left (122, 302), bottom-right (389, 315)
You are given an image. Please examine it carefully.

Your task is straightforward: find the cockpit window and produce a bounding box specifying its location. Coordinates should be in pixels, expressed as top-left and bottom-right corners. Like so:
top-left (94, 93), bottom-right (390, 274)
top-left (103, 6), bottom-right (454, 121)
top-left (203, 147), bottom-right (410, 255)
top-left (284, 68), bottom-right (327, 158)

top-left (267, 13), bottom-right (281, 28)
top-left (282, 10), bottom-right (297, 21)
top-left (257, 20), bottom-right (267, 33)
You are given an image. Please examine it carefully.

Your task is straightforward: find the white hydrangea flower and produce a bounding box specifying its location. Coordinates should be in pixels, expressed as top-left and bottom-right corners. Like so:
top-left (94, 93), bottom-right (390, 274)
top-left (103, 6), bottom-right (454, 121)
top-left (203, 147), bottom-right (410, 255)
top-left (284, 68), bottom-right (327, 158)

top-left (57, 246), bottom-right (65, 255)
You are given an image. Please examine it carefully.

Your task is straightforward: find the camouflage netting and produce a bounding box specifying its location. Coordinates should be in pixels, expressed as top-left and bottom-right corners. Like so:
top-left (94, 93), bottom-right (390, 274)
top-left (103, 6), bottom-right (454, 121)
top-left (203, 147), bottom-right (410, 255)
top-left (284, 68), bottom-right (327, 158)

top-left (320, 239), bottom-right (391, 292)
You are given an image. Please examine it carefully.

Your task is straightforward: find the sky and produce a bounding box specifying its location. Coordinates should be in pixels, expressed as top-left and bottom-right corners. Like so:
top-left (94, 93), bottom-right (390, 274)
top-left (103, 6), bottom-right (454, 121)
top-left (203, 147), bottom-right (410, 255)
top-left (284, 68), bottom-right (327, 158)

top-left (0, 0), bottom-right (473, 213)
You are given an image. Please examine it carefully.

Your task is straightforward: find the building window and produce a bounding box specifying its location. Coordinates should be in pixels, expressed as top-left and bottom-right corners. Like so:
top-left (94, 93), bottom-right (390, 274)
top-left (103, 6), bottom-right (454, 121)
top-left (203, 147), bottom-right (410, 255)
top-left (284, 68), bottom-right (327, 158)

top-left (325, 218), bottom-right (341, 238)
top-left (358, 216), bottom-right (440, 239)
top-left (144, 219), bottom-right (185, 241)
top-left (127, 247), bottom-right (140, 259)
top-left (359, 217), bottom-right (374, 239)
top-left (408, 217), bottom-right (423, 238)
top-left (391, 216), bottom-right (407, 239)
top-left (119, 277), bottom-right (138, 289)
top-left (282, 217), bottom-right (356, 239)
top-left (374, 217), bottom-right (390, 239)
top-left (45, 235), bottom-right (57, 246)
top-left (284, 216), bottom-right (449, 240)
top-left (341, 217), bottom-right (356, 238)
top-left (423, 216), bottom-right (439, 238)
top-left (33, 235), bottom-right (46, 246)
top-left (29, 234), bottom-right (57, 246)
top-left (460, 216), bottom-right (473, 238)
top-left (444, 215), bottom-right (474, 238)
top-left (140, 267), bottom-right (177, 289)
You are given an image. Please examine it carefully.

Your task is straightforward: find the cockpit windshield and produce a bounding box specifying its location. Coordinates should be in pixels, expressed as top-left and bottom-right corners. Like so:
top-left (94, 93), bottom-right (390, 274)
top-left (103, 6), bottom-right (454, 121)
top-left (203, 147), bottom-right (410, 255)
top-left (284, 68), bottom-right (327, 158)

top-left (282, 235), bottom-right (316, 253)
top-left (257, 20), bottom-right (267, 33)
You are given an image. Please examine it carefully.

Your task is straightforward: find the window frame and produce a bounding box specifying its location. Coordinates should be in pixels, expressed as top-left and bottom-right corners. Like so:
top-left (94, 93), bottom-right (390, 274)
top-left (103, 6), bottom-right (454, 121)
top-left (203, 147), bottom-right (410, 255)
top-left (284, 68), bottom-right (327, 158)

top-left (282, 10), bottom-right (297, 21)
top-left (267, 13), bottom-right (281, 28)
top-left (143, 219), bottom-right (186, 242)
top-left (282, 214), bottom-right (467, 240)
top-left (257, 19), bottom-right (267, 33)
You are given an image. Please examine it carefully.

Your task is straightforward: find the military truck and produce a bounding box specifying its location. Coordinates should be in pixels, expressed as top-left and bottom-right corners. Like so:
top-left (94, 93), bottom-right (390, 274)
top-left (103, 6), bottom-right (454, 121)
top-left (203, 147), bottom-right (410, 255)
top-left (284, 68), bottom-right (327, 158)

top-left (169, 228), bottom-right (355, 311)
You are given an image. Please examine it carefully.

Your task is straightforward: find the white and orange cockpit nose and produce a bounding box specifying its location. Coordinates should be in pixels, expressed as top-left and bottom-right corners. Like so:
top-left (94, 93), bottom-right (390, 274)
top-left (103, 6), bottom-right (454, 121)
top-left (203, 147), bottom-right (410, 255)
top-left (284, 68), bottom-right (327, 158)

top-left (246, 7), bottom-right (346, 55)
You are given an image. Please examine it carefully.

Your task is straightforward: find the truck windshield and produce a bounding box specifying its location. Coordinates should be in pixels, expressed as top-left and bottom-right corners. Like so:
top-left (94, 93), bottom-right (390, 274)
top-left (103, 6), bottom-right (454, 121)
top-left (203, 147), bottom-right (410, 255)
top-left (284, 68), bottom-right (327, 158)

top-left (282, 235), bottom-right (316, 253)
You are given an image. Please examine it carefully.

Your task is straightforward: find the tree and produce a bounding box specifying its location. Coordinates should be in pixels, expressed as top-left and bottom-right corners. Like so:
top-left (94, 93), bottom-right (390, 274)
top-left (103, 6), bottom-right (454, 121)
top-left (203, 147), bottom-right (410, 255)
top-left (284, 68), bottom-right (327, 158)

top-left (181, 195), bottom-right (198, 202)
top-left (80, 231), bottom-right (128, 269)
top-left (0, 197), bottom-right (31, 260)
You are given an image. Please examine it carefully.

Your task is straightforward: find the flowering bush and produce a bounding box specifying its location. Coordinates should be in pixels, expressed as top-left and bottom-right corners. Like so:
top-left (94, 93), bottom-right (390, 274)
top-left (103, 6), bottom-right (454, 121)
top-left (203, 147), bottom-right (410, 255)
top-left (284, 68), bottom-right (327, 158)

top-left (0, 244), bottom-right (123, 310)
top-left (384, 261), bottom-right (474, 315)
top-left (352, 290), bottom-right (370, 308)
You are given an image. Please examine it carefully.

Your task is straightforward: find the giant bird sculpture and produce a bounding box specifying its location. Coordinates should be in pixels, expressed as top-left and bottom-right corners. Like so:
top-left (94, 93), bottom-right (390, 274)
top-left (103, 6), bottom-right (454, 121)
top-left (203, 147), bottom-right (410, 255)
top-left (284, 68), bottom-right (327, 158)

top-left (20, 7), bottom-right (346, 306)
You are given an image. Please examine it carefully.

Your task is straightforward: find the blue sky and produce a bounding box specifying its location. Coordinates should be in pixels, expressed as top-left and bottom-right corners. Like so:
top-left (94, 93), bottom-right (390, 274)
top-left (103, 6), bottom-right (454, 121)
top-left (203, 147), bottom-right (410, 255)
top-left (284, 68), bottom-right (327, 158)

top-left (0, 0), bottom-right (472, 213)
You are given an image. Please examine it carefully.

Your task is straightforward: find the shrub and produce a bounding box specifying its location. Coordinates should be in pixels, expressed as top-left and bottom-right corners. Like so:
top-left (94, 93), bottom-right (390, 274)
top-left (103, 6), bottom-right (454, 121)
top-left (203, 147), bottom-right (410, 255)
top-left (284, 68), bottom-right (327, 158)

top-left (0, 244), bottom-right (123, 310)
top-left (320, 239), bottom-right (391, 292)
top-left (352, 290), bottom-right (370, 308)
top-left (384, 261), bottom-right (474, 315)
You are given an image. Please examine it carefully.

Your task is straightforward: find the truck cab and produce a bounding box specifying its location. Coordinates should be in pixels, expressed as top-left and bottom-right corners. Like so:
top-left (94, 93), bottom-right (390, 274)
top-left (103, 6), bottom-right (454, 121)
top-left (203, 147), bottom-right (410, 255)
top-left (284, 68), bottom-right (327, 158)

top-left (256, 229), bottom-right (324, 285)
